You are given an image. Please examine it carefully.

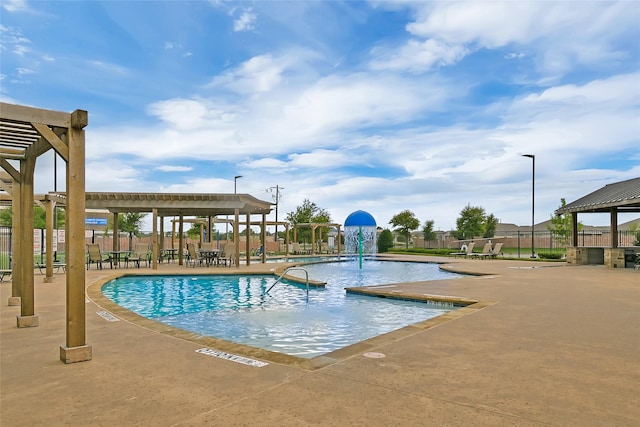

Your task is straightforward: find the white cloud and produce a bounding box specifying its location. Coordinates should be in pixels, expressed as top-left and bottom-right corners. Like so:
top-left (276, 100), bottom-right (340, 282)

top-left (155, 165), bottom-right (193, 172)
top-left (2, 0), bottom-right (30, 13)
top-left (233, 8), bottom-right (257, 32)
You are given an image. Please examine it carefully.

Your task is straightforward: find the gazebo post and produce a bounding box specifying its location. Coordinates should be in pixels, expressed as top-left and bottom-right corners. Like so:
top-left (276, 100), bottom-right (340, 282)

top-left (60, 109), bottom-right (91, 363)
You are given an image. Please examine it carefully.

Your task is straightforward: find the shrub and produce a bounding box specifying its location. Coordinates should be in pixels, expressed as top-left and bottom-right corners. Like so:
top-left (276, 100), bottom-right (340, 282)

top-left (537, 251), bottom-right (563, 260)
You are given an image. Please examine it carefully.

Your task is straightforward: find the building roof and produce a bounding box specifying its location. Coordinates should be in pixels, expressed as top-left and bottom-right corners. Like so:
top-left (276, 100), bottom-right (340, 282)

top-left (556, 177), bottom-right (640, 214)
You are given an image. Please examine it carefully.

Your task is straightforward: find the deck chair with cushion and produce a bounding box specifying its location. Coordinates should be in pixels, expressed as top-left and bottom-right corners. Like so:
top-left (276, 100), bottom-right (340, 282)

top-left (87, 244), bottom-right (112, 270)
top-left (186, 243), bottom-right (203, 267)
top-left (217, 243), bottom-right (235, 267)
top-left (127, 243), bottom-right (151, 268)
top-left (451, 242), bottom-right (475, 258)
top-left (478, 242), bottom-right (504, 259)
top-left (470, 243), bottom-right (493, 259)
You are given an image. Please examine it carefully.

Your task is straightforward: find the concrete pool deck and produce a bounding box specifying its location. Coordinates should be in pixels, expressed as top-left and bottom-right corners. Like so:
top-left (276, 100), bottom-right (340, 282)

top-left (1, 255), bottom-right (638, 426)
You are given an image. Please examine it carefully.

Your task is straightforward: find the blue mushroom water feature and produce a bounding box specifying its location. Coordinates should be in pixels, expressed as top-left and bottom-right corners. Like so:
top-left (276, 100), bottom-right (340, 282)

top-left (344, 210), bottom-right (377, 269)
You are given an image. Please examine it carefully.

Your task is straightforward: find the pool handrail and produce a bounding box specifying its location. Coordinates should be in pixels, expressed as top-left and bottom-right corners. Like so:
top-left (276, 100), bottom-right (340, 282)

top-left (266, 267), bottom-right (310, 299)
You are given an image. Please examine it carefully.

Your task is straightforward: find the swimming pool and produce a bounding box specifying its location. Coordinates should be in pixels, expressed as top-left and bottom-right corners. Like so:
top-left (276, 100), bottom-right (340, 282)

top-left (101, 260), bottom-right (464, 358)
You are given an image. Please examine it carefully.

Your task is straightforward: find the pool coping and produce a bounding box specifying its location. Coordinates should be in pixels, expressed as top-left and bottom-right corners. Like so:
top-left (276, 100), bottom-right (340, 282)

top-left (86, 262), bottom-right (493, 371)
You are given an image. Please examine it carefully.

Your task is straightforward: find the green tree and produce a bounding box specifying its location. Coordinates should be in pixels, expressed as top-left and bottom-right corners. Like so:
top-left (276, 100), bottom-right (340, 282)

top-left (630, 223), bottom-right (640, 246)
top-left (377, 229), bottom-right (394, 253)
top-left (548, 198), bottom-right (582, 245)
top-left (484, 214), bottom-right (498, 238)
top-left (286, 199), bottom-right (332, 245)
top-left (422, 220), bottom-right (436, 248)
top-left (0, 206), bottom-right (65, 228)
top-left (454, 204), bottom-right (486, 240)
top-left (389, 209), bottom-right (420, 249)
top-left (106, 212), bottom-right (147, 250)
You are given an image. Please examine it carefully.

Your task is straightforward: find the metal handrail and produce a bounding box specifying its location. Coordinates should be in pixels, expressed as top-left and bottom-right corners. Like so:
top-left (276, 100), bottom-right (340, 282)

top-left (266, 267), bottom-right (310, 299)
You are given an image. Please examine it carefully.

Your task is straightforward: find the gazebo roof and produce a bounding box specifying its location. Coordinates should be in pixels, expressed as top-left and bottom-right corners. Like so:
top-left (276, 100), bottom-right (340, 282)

top-left (556, 177), bottom-right (640, 214)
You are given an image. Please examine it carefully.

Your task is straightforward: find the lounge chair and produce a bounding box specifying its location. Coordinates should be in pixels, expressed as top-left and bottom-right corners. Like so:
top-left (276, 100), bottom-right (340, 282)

top-left (476, 242), bottom-right (504, 260)
top-left (87, 244), bottom-right (112, 270)
top-left (0, 269), bottom-right (11, 281)
top-left (186, 243), bottom-right (203, 267)
top-left (217, 243), bottom-right (235, 267)
top-left (470, 243), bottom-right (493, 259)
top-left (451, 242), bottom-right (475, 258)
top-left (127, 243), bottom-right (151, 268)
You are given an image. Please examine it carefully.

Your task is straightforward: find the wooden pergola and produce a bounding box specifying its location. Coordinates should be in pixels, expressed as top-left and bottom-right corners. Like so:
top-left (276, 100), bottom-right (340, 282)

top-left (0, 102), bottom-right (90, 363)
top-left (556, 177), bottom-right (640, 268)
top-left (80, 192), bottom-right (273, 267)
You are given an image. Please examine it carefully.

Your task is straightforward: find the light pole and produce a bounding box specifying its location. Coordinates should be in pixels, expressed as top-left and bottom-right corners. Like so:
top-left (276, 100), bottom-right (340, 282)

top-left (268, 185), bottom-right (283, 243)
top-left (522, 154), bottom-right (535, 258)
top-left (226, 175), bottom-right (243, 242)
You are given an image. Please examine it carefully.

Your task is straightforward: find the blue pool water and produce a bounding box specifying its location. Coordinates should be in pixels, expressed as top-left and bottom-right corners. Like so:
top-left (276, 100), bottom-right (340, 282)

top-left (102, 260), bottom-right (462, 358)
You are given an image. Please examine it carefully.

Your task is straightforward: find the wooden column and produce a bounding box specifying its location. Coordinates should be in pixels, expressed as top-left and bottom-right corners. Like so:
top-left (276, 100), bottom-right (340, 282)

top-left (178, 215), bottom-right (184, 266)
top-left (152, 209), bottom-right (158, 270)
top-left (234, 209), bottom-right (240, 267)
top-left (610, 208), bottom-right (618, 248)
top-left (571, 213), bottom-right (578, 247)
top-left (261, 213), bottom-right (266, 263)
top-left (17, 155), bottom-right (37, 327)
top-left (6, 164), bottom-right (21, 306)
top-left (245, 214), bottom-right (251, 266)
top-left (60, 109), bottom-right (91, 363)
top-left (44, 198), bottom-right (55, 282)
top-left (285, 223), bottom-right (290, 256)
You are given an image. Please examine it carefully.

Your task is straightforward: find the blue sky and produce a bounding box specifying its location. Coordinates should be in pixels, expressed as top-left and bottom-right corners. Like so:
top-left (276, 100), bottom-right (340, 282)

top-left (2, 0), bottom-right (639, 231)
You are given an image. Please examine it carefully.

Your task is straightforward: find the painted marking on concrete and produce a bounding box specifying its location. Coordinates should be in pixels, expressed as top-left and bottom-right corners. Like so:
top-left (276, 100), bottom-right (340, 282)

top-left (195, 348), bottom-right (268, 367)
top-left (96, 311), bottom-right (119, 322)
top-left (363, 352), bottom-right (386, 359)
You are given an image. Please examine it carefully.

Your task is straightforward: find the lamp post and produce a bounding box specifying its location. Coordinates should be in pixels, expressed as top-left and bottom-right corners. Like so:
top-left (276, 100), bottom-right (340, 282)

top-left (226, 175), bottom-right (243, 242)
top-left (522, 154), bottom-right (535, 258)
top-left (234, 175), bottom-right (242, 194)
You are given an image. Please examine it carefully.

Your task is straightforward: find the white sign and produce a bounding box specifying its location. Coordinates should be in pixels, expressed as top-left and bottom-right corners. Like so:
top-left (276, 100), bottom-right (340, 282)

top-left (33, 229), bottom-right (41, 254)
top-left (57, 229), bottom-right (65, 244)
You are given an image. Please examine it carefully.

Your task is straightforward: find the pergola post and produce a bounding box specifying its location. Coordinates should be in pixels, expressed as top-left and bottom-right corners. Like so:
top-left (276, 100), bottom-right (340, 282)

top-left (17, 155), bottom-right (37, 327)
top-left (44, 197), bottom-right (55, 282)
top-left (8, 173), bottom-right (21, 306)
top-left (245, 214), bottom-right (251, 266)
top-left (261, 213), bottom-right (266, 263)
top-left (234, 209), bottom-right (240, 267)
top-left (60, 109), bottom-right (91, 363)
top-left (152, 208), bottom-right (158, 269)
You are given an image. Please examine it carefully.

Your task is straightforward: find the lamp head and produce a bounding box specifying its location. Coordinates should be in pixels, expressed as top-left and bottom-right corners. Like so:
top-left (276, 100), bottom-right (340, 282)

top-left (522, 154), bottom-right (535, 159)
top-left (234, 175), bottom-right (243, 179)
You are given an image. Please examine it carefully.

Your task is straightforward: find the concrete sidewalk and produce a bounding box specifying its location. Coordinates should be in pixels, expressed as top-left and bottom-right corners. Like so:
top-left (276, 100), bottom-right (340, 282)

top-left (1, 256), bottom-right (639, 426)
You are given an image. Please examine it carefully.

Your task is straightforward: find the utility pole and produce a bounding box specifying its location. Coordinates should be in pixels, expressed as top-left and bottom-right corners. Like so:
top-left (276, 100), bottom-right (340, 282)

top-left (268, 185), bottom-right (283, 243)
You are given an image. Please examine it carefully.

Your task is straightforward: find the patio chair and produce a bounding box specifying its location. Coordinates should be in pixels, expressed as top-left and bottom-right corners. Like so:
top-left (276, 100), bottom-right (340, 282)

top-left (451, 242), bottom-right (475, 258)
top-left (127, 243), bottom-right (151, 268)
top-left (87, 244), bottom-right (112, 270)
top-left (480, 242), bottom-right (504, 259)
top-left (470, 243), bottom-right (493, 259)
top-left (217, 243), bottom-right (235, 267)
top-left (186, 243), bottom-right (203, 267)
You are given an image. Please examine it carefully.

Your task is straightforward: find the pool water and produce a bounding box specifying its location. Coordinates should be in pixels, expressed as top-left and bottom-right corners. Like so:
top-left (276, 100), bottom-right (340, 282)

top-left (102, 260), bottom-right (462, 358)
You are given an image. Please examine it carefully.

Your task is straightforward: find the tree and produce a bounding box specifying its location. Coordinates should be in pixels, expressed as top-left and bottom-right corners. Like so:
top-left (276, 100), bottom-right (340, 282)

top-left (389, 210), bottom-right (420, 249)
top-left (0, 206), bottom-right (65, 228)
top-left (285, 199), bottom-right (332, 244)
top-left (106, 212), bottom-right (147, 250)
top-left (377, 229), bottom-right (394, 253)
top-left (484, 214), bottom-right (498, 238)
top-left (422, 220), bottom-right (436, 248)
top-left (548, 198), bottom-right (582, 245)
top-left (454, 204), bottom-right (486, 240)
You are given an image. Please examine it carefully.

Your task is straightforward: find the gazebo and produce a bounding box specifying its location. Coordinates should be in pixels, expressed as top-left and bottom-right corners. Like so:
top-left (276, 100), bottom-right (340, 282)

top-left (556, 177), bottom-right (640, 268)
